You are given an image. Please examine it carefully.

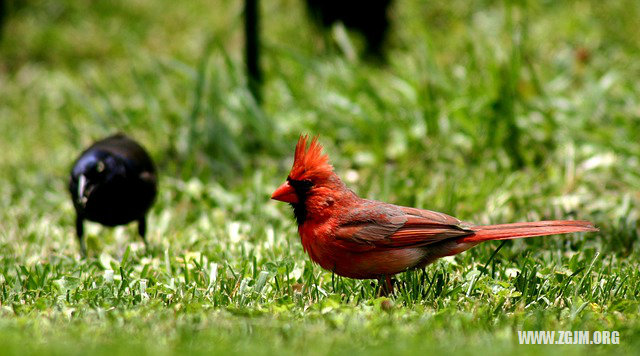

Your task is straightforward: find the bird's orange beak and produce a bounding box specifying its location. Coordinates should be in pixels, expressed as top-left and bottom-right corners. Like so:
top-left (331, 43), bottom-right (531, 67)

top-left (271, 181), bottom-right (299, 203)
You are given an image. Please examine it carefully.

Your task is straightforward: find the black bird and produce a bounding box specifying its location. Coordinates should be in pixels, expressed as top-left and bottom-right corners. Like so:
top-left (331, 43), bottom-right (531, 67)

top-left (69, 134), bottom-right (157, 257)
top-left (305, 0), bottom-right (393, 58)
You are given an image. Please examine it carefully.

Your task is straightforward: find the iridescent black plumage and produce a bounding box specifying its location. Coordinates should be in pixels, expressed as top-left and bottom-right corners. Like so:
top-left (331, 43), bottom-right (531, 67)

top-left (69, 134), bottom-right (157, 257)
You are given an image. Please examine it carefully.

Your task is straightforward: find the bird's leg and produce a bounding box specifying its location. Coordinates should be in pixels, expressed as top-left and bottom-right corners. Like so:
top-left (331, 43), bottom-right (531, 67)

top-left (138, 217), bottom-right (149, 249)
top-left (76, 215), bottom-right (87, 258)
top-left (385, 275), bottom-right (394, 295)
top-left (377, 275), bottom-right (394, 297)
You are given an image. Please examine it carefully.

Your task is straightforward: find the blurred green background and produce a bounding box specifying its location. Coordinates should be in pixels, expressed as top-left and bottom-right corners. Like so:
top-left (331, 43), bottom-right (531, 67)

top-left (0, 0), bottom-right (639, 354)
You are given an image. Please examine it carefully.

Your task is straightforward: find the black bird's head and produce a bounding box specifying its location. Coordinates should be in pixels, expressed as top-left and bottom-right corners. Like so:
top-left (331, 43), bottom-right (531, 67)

top-left (70, 150), bottom-right (123, 208)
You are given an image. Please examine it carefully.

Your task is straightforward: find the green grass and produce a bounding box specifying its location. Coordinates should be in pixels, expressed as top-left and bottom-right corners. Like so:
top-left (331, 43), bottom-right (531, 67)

top-left (1, 0), bottom-right (640, 354)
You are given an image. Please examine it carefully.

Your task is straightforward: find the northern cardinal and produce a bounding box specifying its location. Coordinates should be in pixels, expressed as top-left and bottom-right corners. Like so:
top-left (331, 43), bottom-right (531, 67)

top-left (69, 134), bottom-right (157, 257)
top-left (271, 135), bottom-right (598, 292)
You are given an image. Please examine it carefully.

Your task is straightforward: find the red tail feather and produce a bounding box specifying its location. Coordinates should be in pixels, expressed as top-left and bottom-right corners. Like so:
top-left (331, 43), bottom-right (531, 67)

top-left (458, 220), bottom-right (598, 243)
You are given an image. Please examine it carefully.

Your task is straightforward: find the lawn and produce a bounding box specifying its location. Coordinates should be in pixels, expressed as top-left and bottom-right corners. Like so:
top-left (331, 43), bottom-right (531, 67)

top-left (1, 0), bottom-right (639, 354)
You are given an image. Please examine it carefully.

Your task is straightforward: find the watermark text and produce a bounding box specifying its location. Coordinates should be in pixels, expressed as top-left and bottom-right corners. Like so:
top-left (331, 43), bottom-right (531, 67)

top-left (518, 331), bottom-right (619, 345)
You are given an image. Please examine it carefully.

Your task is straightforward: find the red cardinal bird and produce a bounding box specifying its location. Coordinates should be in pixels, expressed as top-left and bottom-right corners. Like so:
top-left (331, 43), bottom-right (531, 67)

top-left (271, 135), bottom-right (598, 293)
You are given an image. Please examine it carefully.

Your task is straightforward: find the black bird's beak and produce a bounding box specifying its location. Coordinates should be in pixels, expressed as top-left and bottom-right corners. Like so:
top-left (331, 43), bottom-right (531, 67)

top-left (77, 174), bottom-right (88, 207)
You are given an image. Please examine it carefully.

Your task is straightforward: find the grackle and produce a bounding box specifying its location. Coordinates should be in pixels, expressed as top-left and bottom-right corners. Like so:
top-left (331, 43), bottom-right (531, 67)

top-left (69, 134), bottom-right (157, 257)
top-left (305, 0), bottom-right (393, 58)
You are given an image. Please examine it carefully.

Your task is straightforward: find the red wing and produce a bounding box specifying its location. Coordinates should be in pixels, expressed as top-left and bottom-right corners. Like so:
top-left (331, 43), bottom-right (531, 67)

top-left (333, 201), bottom-right (473, 251)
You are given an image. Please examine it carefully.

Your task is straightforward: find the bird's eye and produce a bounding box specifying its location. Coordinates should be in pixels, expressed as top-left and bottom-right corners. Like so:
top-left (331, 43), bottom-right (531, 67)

top-left (96, 161), bottom-right (105, 173)
top-left (288, 178), bottom-right (313, 191)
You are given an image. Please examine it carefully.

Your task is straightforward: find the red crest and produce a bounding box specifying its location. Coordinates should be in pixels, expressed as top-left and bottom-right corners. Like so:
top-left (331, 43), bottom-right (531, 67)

top-left (288, 135), bottom-right (334, 181)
